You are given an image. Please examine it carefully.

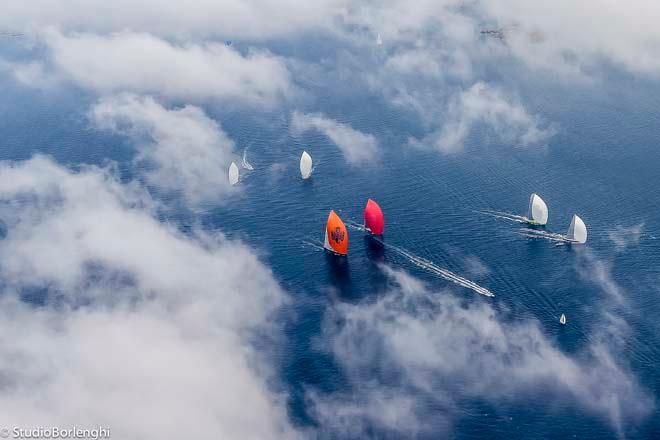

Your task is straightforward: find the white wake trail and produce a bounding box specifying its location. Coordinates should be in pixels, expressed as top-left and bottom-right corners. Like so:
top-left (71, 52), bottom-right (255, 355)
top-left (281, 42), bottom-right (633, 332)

top-left (242, 149), bottom-right (254, 170)
top-left (517, 229), bottom-right (570, 244)
top-left (347, 219), bottom-right (495, 297)
top-left (385, 242), bottom-right (495, 297)
top-left (302, 239), bottom-right (325, 252)
top-left (478, 209), bottom-right (530, 224)
top-left (345, 220), bottom-right (367, 233)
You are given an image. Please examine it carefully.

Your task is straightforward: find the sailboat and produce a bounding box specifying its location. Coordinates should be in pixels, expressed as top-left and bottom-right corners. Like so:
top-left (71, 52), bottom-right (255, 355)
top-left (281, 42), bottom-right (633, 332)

top-left (242, 149), bottom-right (254, 170)
top-left (527, 193), bottom-right (548, 225)
top-left (559, 313), bottom-right (567, 325)
top-left (324, 210), bottom-right (348, 256)
top-left (364, 199), bottom-right (384, 235)
top-left (376, 33), bottom-right (383, 45)
top-left (228, 162), bottom-right (239, 186)
top-left (566, 214), bottom-right (588, 244)
top-left (300, 150), bottom-right (313, 179)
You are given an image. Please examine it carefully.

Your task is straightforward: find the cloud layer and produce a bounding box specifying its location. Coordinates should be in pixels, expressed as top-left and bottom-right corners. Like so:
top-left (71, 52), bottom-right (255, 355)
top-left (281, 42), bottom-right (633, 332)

top-left (316, 265), bottom-right (652, 437)
top-left (0, 0), bottom-right (341, 39)
top-left (42, 30), bottom-right (293, 106)
top-left (91, 94), bottom-right (237, 207)
top-left (291, 111), bottom-right (379, 164)
top-left (411, 82), bottom-right (555, 152)
top-left (0, 156), bottom-right (298, 440)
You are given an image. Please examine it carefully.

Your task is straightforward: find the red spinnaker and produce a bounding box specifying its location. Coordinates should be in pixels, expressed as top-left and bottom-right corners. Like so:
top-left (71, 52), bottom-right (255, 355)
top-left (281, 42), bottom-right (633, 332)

top-left (364, 199), bottom-right (384, 235)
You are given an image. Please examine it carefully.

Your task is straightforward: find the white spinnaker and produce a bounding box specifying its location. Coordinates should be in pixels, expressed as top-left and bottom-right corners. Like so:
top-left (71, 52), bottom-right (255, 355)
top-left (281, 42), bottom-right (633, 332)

top-left (528, 193), bottom-right (548, 225)
top-left (300, 151), bottom-right (313, 179)
top-left (228, 162), bottom-right (239, 186)
top-left (323, 227), bottom-right (331, 251)
top-left (566, 214), bottom-right (588, 244)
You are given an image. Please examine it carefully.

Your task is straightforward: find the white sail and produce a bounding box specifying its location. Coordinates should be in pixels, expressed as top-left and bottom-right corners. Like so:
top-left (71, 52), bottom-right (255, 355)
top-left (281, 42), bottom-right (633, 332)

top-left (300, 150), bottom-right (313, 179)
top-left (376, 33), bottom-right (383, 45)
top-left (560, 313), bottom-right (567, 325)
top-left (242, 149), bottom-right (254, 170)
top-left (323, 227), bottom-right (331, 251)
top-left (527, 193), bottom-right (548, 225)
top-left (228, 162), bottom-right (239, 186)
top-left (566, 214), bottom-right (587, 244)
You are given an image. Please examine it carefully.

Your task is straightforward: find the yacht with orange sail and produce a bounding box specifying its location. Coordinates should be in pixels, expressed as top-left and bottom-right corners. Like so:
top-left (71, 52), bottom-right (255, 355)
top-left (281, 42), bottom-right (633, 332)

top-left (324, 210), bottom-right (348, 256)
top-left (364, 199), bottom-right (384, 235)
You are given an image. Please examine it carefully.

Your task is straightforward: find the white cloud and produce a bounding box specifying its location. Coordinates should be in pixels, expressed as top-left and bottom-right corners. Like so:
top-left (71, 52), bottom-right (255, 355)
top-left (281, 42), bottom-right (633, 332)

top-left (608, 223), bottom-right (644, 252)
top-left (291, 111), bottom-right (379, 164)
top-left (315, 265), bottom-right (653, 437)
top-left (0, 60), bottom-right (60, 89)
top-left (384, 48), bottom-right (443, 78)
top-left (412, 82), bottom-right (556, 152)
top-left (91, 94), bottom-right (236, 208)
top-left (481, 0), bottom-right (660, 76)
top-left (0, 0), bottom-right (341, 40)
top-left (41, 29), bottom-right (294, 107)
top-left (0, 156), bottom-right (299, 440)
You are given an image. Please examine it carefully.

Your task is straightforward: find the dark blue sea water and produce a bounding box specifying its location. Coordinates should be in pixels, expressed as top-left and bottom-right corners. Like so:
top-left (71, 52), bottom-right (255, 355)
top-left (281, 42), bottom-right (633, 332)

top-left (1, 40), bottom-right (659, 439)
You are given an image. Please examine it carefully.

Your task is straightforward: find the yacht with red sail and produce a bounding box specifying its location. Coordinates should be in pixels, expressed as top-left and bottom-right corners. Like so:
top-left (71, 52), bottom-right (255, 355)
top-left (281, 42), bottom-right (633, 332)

top-left (364, 199), bottom-right (384, 235)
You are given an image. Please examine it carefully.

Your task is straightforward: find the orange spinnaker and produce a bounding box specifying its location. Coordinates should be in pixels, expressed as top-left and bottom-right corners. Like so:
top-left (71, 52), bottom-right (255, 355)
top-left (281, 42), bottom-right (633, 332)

top-left (324, 210), bottom-right (349, 255)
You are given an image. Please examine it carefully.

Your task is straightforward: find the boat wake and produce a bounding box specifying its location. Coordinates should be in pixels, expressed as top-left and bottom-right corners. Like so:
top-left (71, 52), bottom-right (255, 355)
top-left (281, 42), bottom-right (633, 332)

top-left (302, 239), bottom-right (325, 252)
top-left (345, 220), bottom-right (367, 233)
top-left (242, 149), bottom-right (255, 170)
top-left (478, 209), bottom-right (530, 224)
top-left (369, 237), bottom-right (495, 297)
top-left (517, 229), bottom-right (569, 244)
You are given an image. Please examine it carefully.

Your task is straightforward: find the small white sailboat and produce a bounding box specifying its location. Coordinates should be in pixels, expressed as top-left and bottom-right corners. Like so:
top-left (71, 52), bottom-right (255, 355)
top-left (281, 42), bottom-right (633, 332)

top-left (376, 33), bottom-right (383, 45)
top-left (559, 313), bottom-right (567, 325)
top-left (566, 214), bottom-right (587, 244)
top-left (300, 150), bottom-right (313, 179)
top-left (228, 162), bottom-right (239, 186)
top-left (527, 193), bottom-right (548, 225)
top-left (242, 149), bottom-right (254, 170)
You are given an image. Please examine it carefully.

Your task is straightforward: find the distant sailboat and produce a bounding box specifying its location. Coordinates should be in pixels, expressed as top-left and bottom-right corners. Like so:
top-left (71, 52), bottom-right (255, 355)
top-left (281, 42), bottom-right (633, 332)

top-left (376, 33), bottom-right (383, 45)
top-left (228, 162), bottom-right (239, 186)
top-left (527, 193), bottom-right (548, 225)
top-left (300, 150), bottom-right (313, 179)
top-left (559, 313), bottom-right (567, 325)
top-left (566, 214), bottom-right (588, 244)
top-left (242, 149), bottom-right (254, 170)
top-left (364, 199), bottom-right (384, 235)
top-left (324, 210), bottom-right (349, 256)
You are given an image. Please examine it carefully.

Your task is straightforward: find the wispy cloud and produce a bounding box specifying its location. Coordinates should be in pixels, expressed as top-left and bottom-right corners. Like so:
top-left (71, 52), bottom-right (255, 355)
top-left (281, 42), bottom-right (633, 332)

top-left (608, 223), bottom-right (644, 252)
top-left (291, 111), bottom-right (379, 164)
top-left (481, 0), bottom-right (660, 77)
top-left (41, 29), bottom-right (294, 107)
top-left (410, 82), bottom-right (556, 152)
top-left (0, 156), bottom-right (299, 439)
top-left (314, 265), bottom-right (652, 437)
top-left (91, 93), bottom-right (237, 208)
top-left (0, 0), bottom-right (340, 40)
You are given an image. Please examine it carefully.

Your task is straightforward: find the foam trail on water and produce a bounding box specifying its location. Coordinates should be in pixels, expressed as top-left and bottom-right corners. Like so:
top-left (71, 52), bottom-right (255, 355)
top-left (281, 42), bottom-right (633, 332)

top-left (373, 238), bottom-right (495, 297)
top-left (302, 239), bottom-right (325, 252)
top-left (345, 220), bottom-right (367, 233)
top-left (478, 209), bottom-right (529, 224)
top-left (517, 229), bottom-right (569, 244)
top-left (242, 149), bottom-right (254, 170)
